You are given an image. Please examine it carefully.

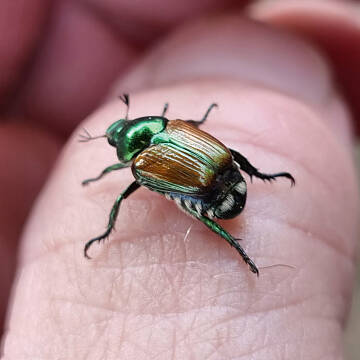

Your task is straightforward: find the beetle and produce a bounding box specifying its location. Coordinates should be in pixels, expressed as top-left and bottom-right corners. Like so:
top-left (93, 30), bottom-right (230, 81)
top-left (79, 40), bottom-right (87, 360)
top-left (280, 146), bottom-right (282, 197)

top-left (80, 94), bottom-right (295, 275)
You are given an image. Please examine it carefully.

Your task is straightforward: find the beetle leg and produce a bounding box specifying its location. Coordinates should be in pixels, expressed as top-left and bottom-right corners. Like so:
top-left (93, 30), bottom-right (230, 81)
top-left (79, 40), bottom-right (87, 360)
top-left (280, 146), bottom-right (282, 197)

top-left (82, 163), bottom-right (129, 186)
top-left (179, 204), bottom-right (259, 275)
top-left (187, 103), bottom-right (218, 126)
top-left (84, 181), bottom-right (140, 258)
top-left (230, 149), bottom-right (295, 186)
top-left (161, 103), bottom-right (169, 117)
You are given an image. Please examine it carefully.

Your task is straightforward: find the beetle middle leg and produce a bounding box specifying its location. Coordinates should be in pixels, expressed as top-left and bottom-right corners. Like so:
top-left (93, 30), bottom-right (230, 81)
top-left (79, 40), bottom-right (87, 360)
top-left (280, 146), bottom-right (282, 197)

top-left (187, 103), bottom-right (218, 126)
top-left (230, 149), bottom-right (295, 186)
top-left (179, 204), bottom-right (259, 275)
top-left (82, 163), bottom-right (129, 186)
top-left (84, 181), bottom-right (140, 258)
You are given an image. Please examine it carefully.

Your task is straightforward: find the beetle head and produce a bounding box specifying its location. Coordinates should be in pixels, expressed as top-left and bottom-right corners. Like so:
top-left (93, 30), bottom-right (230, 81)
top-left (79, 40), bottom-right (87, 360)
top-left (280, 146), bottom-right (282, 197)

top-left (105, 94), bottom-right (131, 147)
top-left (106, 119), bottom-right (127, 147)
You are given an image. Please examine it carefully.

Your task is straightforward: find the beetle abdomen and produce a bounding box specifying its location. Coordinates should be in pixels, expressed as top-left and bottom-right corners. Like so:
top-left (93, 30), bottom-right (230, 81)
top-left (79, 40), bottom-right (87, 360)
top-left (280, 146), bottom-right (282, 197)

top-left (164, 177), bottom-right (247, 220)
top-left (213, 180), bottom-right (247, 219)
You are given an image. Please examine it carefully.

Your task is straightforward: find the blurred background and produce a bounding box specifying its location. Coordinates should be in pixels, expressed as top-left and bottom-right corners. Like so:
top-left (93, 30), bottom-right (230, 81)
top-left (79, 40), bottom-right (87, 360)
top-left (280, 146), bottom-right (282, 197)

top-left (344, 146), bottom-right (360, 360)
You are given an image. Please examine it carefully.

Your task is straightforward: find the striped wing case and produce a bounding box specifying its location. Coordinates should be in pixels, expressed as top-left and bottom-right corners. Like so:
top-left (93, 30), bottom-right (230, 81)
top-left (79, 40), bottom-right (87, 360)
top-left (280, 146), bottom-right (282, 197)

top-left (132, 120), bottom-right (232, 195)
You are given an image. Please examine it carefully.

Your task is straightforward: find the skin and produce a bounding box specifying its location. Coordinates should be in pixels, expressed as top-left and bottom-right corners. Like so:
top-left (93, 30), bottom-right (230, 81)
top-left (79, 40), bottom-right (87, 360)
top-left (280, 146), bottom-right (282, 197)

top-left (0, 0), bottom-right (359, 358)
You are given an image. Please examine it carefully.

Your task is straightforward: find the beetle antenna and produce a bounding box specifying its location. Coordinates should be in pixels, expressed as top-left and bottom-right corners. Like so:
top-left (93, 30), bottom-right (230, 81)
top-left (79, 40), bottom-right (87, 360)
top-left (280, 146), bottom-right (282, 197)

top-left (119, 93), bottom-right (130, 120)
top-left (78, 128), bottom-right (106, 142)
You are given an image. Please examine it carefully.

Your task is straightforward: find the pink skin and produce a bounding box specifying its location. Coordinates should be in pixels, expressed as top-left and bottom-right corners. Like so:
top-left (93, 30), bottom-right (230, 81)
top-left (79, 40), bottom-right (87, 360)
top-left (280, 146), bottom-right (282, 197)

top-left (1, 1), bottom-right (359, 359)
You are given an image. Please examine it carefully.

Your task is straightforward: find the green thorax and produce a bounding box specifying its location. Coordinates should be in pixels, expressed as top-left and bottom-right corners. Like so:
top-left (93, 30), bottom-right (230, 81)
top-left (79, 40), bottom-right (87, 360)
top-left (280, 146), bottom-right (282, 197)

top-left (107, 116), bottom-right (167, 163)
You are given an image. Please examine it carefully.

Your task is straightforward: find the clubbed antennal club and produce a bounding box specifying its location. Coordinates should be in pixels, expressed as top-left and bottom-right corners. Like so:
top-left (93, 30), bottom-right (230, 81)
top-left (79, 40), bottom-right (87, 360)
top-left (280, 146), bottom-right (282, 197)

top-left (119, 93), bottom-right (130, 120)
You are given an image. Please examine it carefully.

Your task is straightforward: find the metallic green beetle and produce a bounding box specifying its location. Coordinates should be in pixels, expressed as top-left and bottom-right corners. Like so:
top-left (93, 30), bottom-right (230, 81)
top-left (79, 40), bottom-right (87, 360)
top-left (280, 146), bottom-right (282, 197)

top-left (80, 95), bottom-right (295, 275)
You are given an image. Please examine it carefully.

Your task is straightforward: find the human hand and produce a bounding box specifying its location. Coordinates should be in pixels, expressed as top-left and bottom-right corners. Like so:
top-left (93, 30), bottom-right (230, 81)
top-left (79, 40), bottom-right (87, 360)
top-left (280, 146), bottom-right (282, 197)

top-left (1, 1), bottom-right (359, 358)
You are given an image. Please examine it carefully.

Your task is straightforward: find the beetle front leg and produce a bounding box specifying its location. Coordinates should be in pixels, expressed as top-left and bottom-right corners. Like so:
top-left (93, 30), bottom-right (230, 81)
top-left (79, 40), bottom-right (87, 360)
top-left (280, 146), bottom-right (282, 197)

top-left (230, 149), bottom-right (295, 186)
top-left (187, 103), bottom-right (218, 126)
top-left (84, 181), bottom-right (140, 258)
top-left (181, 206), bottom-right (259, 275)
top-left (82, 163), bottom-right (129, 186)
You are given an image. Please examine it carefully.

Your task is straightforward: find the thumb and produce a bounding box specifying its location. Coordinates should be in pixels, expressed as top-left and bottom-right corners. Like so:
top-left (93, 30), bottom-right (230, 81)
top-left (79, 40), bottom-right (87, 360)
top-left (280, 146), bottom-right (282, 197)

top-left (3, 15), bottom-right (358, 359)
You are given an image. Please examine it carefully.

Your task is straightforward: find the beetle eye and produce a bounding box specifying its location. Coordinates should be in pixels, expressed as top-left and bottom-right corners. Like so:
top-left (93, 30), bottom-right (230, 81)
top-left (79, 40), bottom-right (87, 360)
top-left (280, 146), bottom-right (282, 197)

top-left (107, 137), bottom-right (116, 146)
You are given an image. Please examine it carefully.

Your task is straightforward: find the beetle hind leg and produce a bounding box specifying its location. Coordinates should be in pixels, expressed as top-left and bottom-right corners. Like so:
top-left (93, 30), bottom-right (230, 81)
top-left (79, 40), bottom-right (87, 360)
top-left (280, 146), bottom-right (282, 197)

top-left (84, 181), bottom-right (140, 258)
top-left (175, 197), bottom-right (258, 275)
top-left (198, 212), bottom-right (258, 275)
top-left (230, 149), bottom-right (295, 186)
